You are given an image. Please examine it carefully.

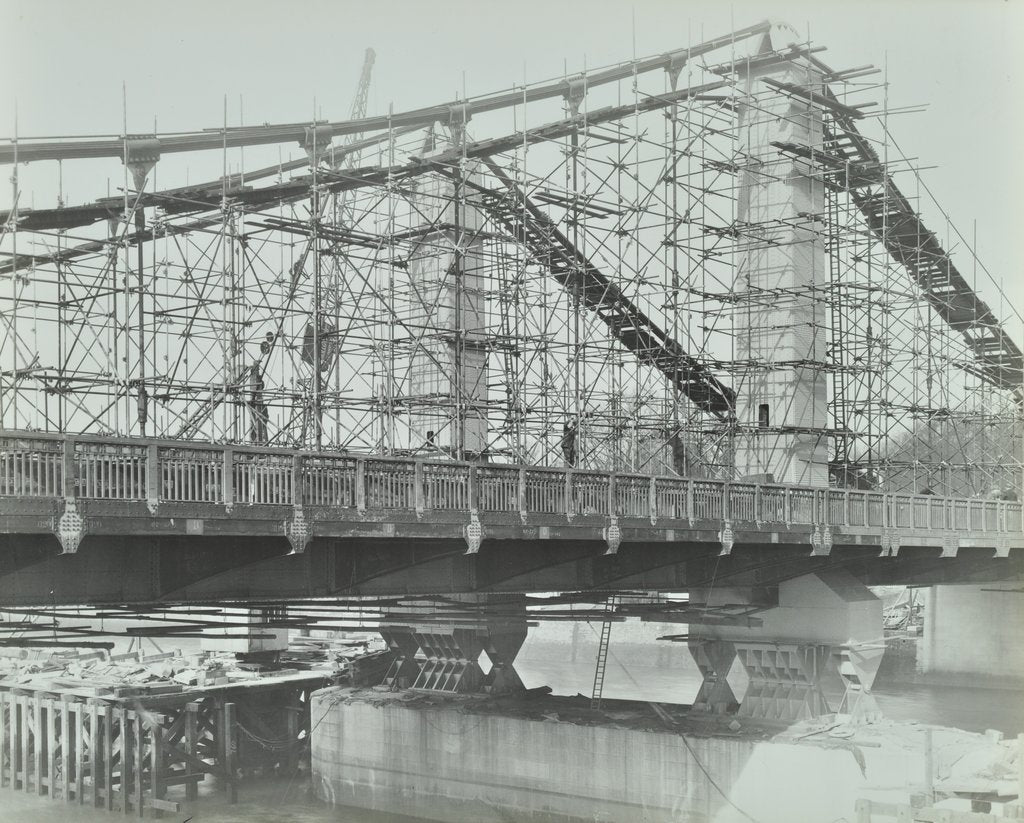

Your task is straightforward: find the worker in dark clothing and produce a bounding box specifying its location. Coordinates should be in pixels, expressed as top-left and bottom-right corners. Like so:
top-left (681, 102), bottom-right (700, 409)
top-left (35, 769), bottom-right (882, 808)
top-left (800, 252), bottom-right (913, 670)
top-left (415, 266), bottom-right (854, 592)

top-left (136, 383), bottom-right (149, 434)
top-left (246, 333), bottom-right (275, 445)
top-left (249, 371), bottom-right (269, 444)
top-left (667, 429), bottom-right (688, 476)
top-left (561, 417), bottom-right (578, 467)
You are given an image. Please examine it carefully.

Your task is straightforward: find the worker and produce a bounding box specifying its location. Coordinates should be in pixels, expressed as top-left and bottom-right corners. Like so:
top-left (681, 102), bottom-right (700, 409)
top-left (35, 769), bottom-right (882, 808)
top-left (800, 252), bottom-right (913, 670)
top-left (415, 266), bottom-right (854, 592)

top-left (136, 383), bottom-right (149, 434)
top-left (248, 371), bottom-right (269, 444)
top-left (561, 417), bottom-right (578, 467)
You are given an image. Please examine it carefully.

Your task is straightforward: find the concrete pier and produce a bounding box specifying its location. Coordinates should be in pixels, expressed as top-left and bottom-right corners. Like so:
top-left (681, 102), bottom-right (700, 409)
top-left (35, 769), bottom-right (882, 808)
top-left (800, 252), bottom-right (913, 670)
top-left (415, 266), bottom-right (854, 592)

top-left (920, 583), bottom-right (1024, 689)
top-left (310, 688), bottom-right (1021, 823)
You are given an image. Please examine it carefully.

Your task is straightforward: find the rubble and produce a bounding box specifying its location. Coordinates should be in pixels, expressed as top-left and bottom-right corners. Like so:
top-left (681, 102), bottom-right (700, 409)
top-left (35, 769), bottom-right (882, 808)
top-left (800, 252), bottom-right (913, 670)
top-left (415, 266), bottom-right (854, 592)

top-left (0, 633), bottom-right (387, 701)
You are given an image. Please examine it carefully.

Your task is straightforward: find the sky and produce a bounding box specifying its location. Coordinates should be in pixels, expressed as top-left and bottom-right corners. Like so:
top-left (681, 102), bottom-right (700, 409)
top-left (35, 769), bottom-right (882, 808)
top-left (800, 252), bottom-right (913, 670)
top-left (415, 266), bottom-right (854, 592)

top-left (1, 0), bottom-right (1022, 329)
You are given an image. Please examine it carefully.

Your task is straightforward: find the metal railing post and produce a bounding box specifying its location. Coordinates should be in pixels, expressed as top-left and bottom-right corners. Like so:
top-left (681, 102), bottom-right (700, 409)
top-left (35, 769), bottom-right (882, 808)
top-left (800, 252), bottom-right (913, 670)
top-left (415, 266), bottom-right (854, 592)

top-left (467, 464), bottom-right (478, 512)
top-left (291, 453), bottom-right (304, 507)
top-left (146, 444), bottom-right (160, 510)
top-left (649, 475), bottom-right (657, 525)
top-left (222, 448), bottom-right (234, 510)
top-left (355, 459), bottom-right (366, 512)
top-left (62, 437), bottom-right (77, 500)
top-left (414, 461), bottom-right (425, 515)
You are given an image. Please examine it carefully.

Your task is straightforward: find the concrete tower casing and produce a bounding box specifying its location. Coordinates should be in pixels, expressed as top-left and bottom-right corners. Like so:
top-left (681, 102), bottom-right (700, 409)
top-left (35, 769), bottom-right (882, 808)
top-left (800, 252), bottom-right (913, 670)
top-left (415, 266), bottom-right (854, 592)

top-left (405, 157), bottom-right (489, 457)
top-left (733, 24), bottom-right (829, 486)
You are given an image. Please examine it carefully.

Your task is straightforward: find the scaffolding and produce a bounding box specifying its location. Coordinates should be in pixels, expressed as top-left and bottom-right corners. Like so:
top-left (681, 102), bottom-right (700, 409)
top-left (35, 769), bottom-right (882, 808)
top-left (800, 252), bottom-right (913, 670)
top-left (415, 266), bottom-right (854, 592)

top-left (0, 20), bottom-right (1020, 495)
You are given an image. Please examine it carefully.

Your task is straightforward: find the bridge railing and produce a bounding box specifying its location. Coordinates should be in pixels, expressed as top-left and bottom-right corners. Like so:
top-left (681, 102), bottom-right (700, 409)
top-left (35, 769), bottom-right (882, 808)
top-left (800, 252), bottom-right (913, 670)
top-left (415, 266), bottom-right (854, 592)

top-left (0, 435), bottom-right (64, 498)
top-left (0, 431), bottom-right (1021, 536)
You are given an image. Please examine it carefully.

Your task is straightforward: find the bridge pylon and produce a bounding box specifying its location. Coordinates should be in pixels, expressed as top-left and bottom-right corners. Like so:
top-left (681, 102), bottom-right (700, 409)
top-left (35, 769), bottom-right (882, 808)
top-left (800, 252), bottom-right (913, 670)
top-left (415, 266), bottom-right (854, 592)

top-left (733, 22), bottom-right (829, 487)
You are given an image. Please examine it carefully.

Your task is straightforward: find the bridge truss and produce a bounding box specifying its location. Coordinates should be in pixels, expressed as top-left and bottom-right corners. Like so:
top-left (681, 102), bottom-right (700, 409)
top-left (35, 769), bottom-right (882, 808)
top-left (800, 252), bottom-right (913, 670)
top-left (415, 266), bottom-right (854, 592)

top-left (1, 21), bottom-right (1021, 496)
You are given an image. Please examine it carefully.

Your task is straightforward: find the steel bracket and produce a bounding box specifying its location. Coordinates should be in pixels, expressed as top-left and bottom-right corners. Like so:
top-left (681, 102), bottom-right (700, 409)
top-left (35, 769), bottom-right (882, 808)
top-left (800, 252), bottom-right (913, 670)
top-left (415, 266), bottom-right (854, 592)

top-left (940, 532), bottom-right (959, 559)
top-left (666, 50), bottom-right (688, 90)
top-left (880, 528), bottom-right (901, 557)
top-left (285, 504), bottom-right (311, 555)
top-left (718, 520), bottom-right (734, 557)
top-left (603, 516), bottom-right (622, 556)
top-left (55, 497), bottom-right (85, 555)
top-left (464, 509), bottom-right (484, 555)
top-left (564, 75), bottom-right (587, 116)
top-left (810, 523), bottom-right (833, 556)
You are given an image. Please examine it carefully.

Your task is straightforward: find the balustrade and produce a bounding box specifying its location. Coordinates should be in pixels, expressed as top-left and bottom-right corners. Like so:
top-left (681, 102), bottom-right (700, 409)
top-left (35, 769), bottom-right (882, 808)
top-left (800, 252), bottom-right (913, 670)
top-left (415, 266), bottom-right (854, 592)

top-left (572, 472), bottom-right (609, 516)
top-left (302, 455), bottom-right (357, 508)
top-left (76, 442), bottom-right (147, 501)
top-left (692, 480), bottom-right (723, 521)
top-left (422, 464), bottom-right (470, 511)
top-left (523, 470), bottom-right (565, 515)
top-left (476, 466), bottom-right (519, 513)
top-left (0, 433), bottom-right (1020, 539)
top-left (0, 437), bottom-right (63, 497)
top-left (654, 477), bottom-right (688, 520)
top-left (159, 447), bottom-right (223, 504)
top-left (614, 475), bottom-right (649, 518)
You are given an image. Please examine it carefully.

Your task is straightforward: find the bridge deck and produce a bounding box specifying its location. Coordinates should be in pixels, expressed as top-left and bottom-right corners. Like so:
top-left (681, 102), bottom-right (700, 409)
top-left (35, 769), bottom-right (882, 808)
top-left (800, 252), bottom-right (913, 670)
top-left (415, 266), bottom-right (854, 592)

top-left (1, 431), bottom-right (1020, 559)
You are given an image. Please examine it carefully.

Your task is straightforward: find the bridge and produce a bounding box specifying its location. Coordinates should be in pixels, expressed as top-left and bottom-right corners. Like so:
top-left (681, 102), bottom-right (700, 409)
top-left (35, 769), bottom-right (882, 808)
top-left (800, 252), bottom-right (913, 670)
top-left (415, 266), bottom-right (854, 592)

top-left (0, 430), bottom-right (1021, 605)
top-left (1, 17), bottom-right (1023, 748)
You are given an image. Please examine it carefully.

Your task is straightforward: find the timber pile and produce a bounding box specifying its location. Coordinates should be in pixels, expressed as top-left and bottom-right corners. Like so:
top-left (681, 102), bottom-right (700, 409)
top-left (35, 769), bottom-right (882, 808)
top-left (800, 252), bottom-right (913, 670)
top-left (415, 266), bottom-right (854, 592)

top-left (0, 636), bottom-right (391, 817)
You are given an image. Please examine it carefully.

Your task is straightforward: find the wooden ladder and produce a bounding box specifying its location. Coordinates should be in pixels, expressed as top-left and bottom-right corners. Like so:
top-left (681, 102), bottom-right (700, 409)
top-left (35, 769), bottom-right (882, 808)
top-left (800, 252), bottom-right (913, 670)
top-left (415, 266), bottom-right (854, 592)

top-left (591, 595), bottom-right (618, 710)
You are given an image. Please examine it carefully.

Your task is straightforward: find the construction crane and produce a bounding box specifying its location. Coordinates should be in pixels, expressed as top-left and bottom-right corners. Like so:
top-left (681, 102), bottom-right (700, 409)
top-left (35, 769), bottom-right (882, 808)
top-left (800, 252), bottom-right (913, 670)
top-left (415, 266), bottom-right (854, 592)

top-left (341, 48), bottom-right (376, 165)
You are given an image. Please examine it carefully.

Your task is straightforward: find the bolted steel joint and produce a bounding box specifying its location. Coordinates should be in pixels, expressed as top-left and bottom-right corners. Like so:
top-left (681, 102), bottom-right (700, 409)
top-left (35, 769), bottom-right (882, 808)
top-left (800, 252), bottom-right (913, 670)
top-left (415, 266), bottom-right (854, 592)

top-left (121, 135), bottom-right (161, 191)
top-left (302, 124), bottom-right (335, 161)
top-left (665, 50), bottom-right (688, 90)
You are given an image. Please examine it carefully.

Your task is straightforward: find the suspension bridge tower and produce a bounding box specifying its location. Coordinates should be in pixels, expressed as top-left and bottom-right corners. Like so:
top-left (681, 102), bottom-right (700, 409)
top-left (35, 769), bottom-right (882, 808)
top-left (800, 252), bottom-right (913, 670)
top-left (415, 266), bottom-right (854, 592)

top-left (733, 22), bottom-right (830, 486)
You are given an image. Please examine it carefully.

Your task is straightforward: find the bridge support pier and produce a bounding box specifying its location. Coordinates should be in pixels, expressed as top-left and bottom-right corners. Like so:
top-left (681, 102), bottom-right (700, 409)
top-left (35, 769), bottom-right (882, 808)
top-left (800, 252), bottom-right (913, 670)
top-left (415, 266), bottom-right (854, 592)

top-left (919, 583), bottom-right (1024, 689)
top-left (687, 569), bottom-right (884, 723)
top-left (200, 607), bottom-right (289, 657)
top-left (379, 595), bottom-right (527, 694)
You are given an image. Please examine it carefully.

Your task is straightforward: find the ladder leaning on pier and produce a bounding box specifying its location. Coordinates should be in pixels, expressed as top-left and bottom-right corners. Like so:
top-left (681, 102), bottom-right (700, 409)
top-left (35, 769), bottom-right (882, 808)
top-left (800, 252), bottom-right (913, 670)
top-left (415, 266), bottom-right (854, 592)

top-left (591, 595), bottom-right (619, 710)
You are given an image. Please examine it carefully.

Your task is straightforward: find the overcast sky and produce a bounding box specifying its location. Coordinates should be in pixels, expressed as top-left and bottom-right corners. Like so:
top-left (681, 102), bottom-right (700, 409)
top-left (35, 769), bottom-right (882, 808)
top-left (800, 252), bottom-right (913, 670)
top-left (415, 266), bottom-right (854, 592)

top-left (2, 0), bottom-right (1022, 328)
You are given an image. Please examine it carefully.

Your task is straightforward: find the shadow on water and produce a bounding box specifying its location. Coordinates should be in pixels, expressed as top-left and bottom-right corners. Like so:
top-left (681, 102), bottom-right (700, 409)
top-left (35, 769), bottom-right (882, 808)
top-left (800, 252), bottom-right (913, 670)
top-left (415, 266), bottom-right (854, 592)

top-left (0, 773), bottom-right (430, 823)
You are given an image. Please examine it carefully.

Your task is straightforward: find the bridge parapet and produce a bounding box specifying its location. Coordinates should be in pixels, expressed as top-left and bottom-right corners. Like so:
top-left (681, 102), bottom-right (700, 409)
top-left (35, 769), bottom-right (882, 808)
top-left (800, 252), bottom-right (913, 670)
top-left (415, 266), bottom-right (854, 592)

top-left (0, 431), bottom-right (1021, 556)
